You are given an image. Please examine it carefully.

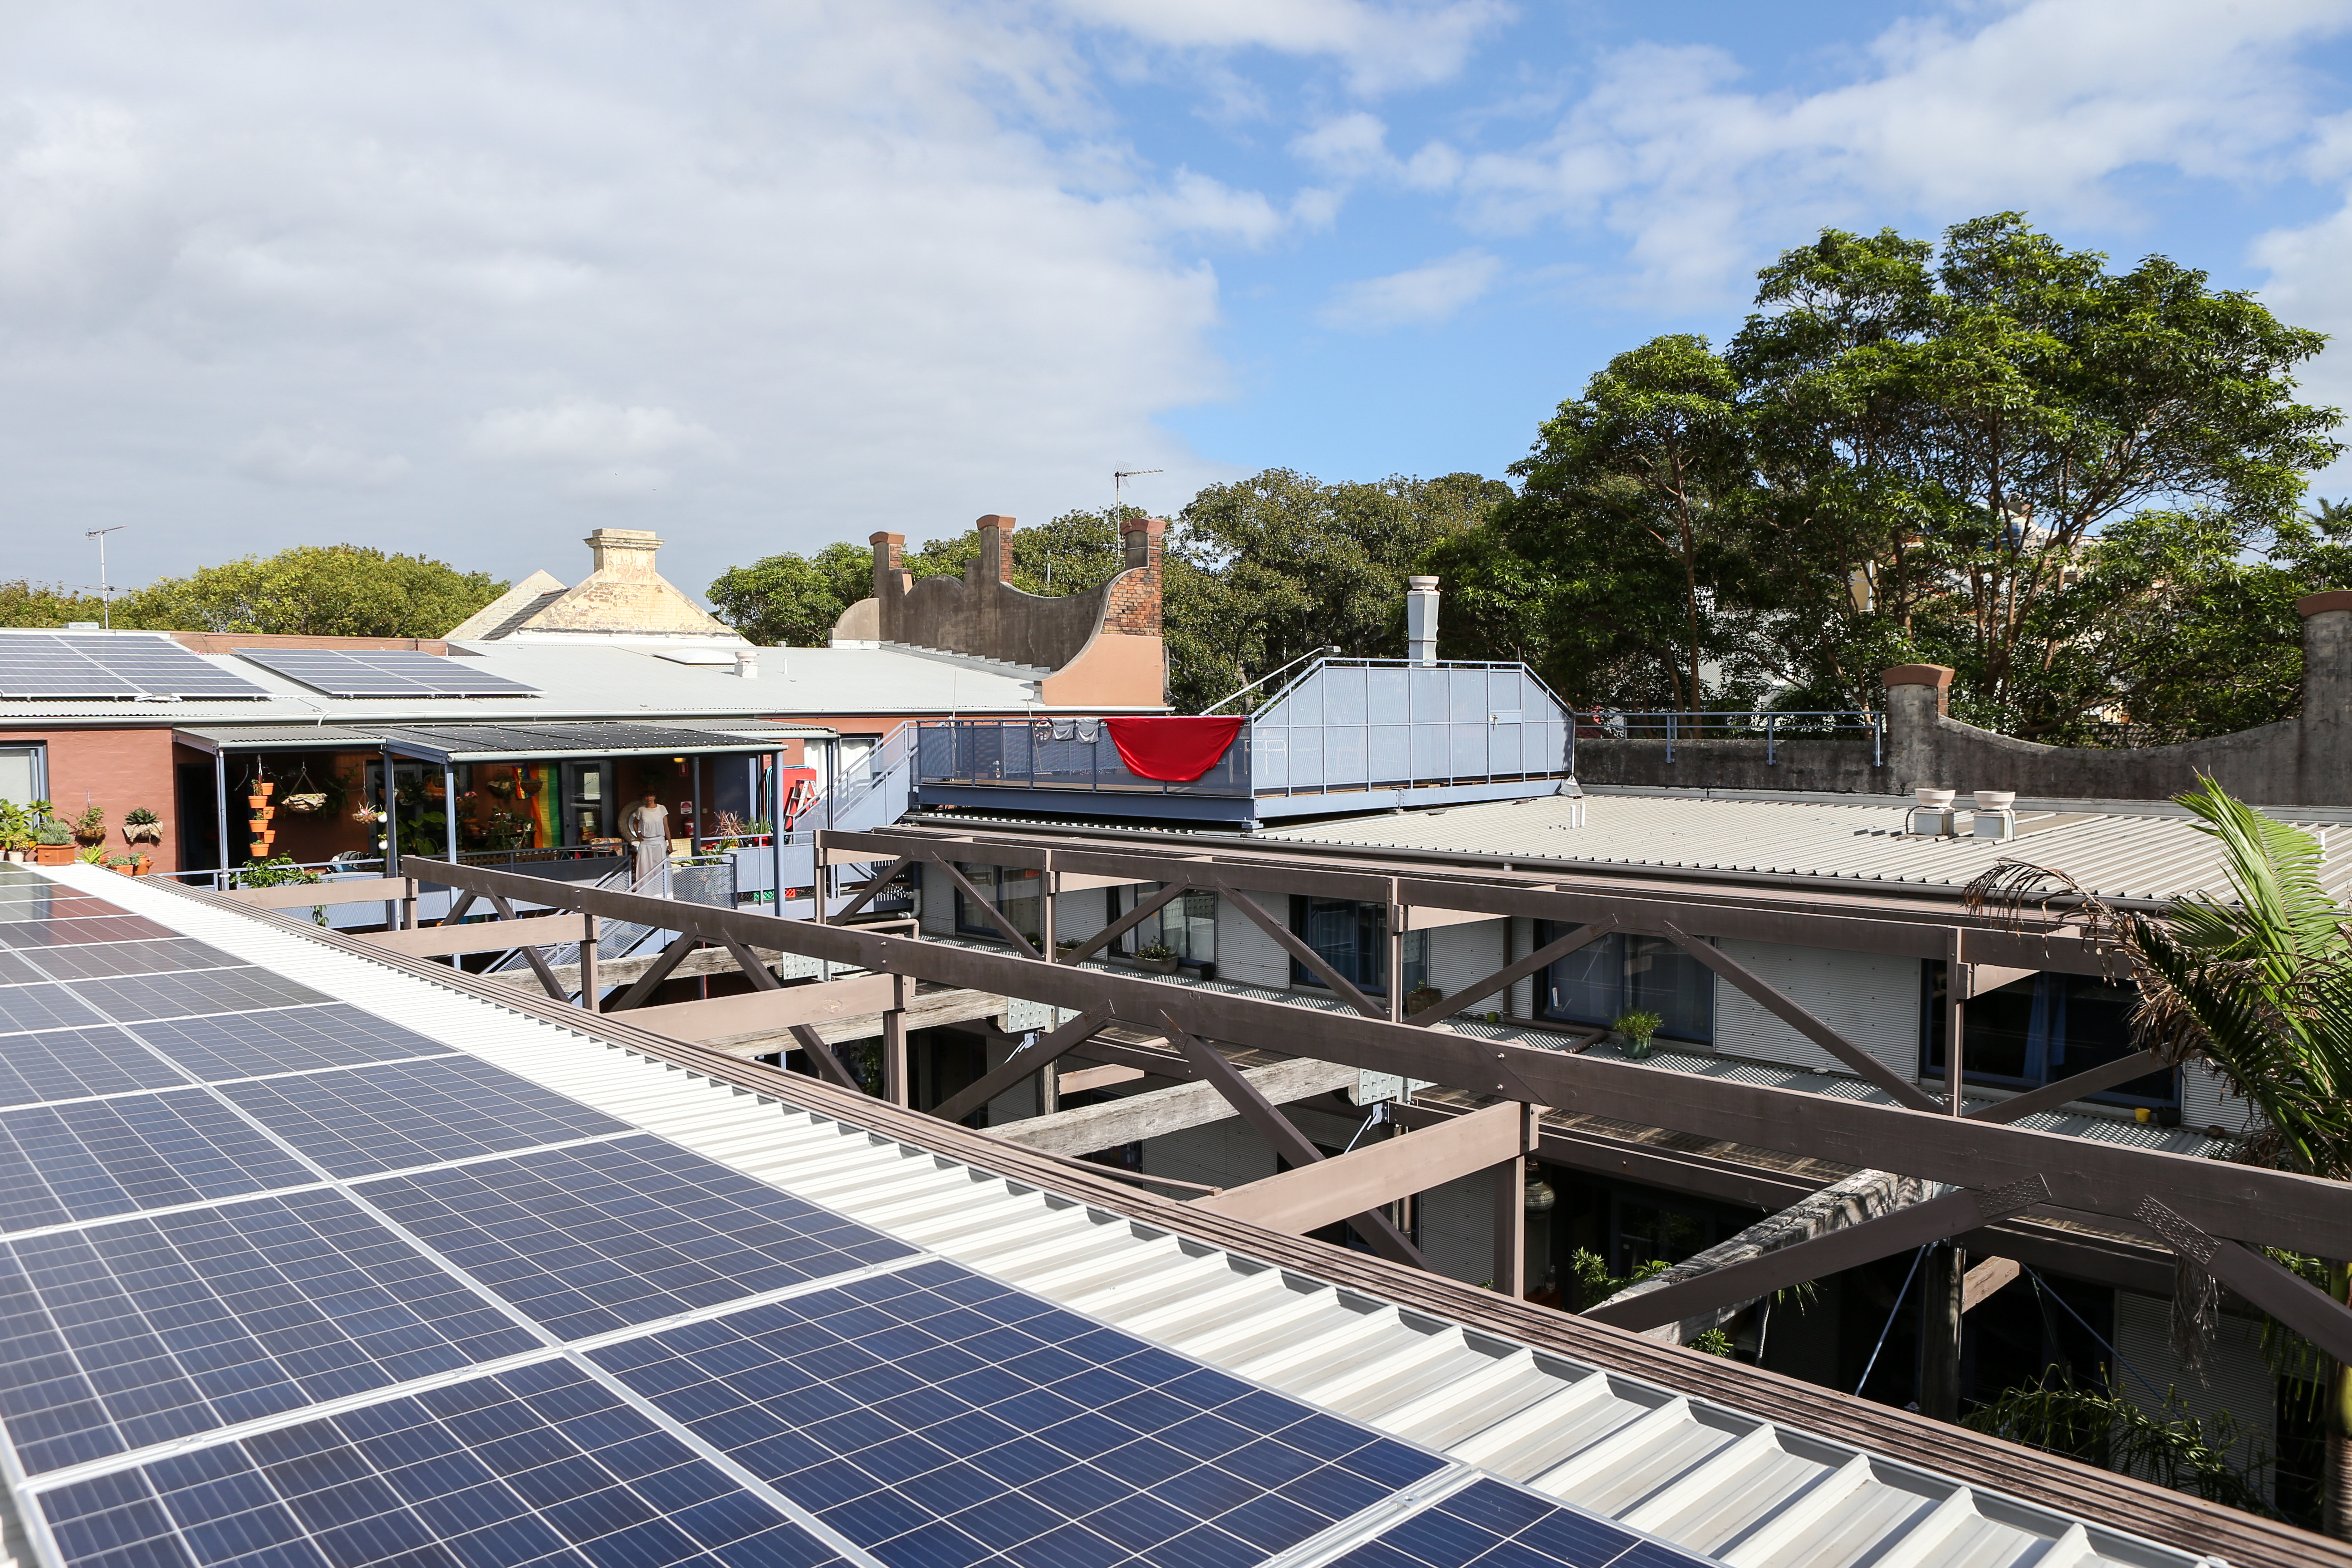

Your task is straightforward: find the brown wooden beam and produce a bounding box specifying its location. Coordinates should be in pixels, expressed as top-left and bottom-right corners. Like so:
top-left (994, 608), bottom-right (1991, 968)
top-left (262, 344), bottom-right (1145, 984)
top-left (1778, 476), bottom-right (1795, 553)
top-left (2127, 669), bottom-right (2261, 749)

top-left (1214, 883), bottom-right (1382, 1018)
top-left (718, 934), bottom-right (782, 991)
top-left (626, 973), bottom-right (898, 1044)
top-left (931, 856), bottom-right (1043, 959)
top-left (1058, 1063), bottom-right (1144, 1094)
top-left (1962, 1051), bottom-right (2167, 1124)
top-left (1408, 919), bottom-right (1615, 1026)
top-left (361, 912), bottom-right (589, 960)
top-left (223, 875), bottom-right (412, 911)
top-left (1662, 922), bottom-right (1942, 1112)
top-left (1961, 1255), bottom-right (2020, 1313)
top-left (1059, 880), bottom-right (1196, 967)
top-left (609, 934), bottom-right (697, 1011)
top-left (395, 858), bottom-right (2352, 1253)
top-left (827, 855), bottom-right (913, 925)
top-left (487, 894), bottom-right (572, 1002)
top-left (785, 1022), bottom-right (864, 1093)
top-left (930, 1007), bottom-right (1114, 1125)
top-left (1199, 1100), bottom-right (1525, 1244)
top-left (2136, 1198), bottom-right (2352, 1367)
top-left (1584, 1177), bottom-right (2051, 1333)
top-left (1165, 1016), bottom-right (1422, 1267)
top-left (994, 1058), bottom-right (1355, 1158)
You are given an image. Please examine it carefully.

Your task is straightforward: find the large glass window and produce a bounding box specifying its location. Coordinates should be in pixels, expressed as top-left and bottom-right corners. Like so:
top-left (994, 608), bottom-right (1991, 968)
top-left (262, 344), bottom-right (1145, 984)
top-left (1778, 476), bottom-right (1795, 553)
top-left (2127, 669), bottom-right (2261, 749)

top-left (0, 746), bottom-right (44, 807)
top-left (952, 862), bottom-right (1042, 946)
top-left (1922, 965), bottom-right (2173, 1107)
top-left (1107, 884), bottom-right (1216, 965)
top-left (1535, 924), bottom-right (1714, 1044)
top-left (1288, 897), bottom-right (1425, 995)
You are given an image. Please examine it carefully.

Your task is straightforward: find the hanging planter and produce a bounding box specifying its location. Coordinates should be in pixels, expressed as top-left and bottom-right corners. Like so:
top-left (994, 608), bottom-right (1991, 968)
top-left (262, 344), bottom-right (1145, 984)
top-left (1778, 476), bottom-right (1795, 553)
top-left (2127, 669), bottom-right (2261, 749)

top-left (282, 794), bottom-right (328, 814)
top-left (256, 781), bottom-right (274, 797)
top-left (249, 842), bottom-right (268, 858)
top-left (122, 807), bottom-right (162, 845)
top-left (247, 795), bottom-right (265, 811)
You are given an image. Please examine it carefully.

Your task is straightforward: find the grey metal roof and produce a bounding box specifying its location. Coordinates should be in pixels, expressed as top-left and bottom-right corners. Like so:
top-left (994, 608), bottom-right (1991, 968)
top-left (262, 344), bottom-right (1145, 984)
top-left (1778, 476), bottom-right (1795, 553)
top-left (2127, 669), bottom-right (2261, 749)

top-left (0, 630), bottom-right (1132, 728)
top-left (71, 867), bottom-right (2241, 1568)
top-left (1258, 788), bottom-right (2351, 906)
top-left (172, 724), bottom-right (386, 752)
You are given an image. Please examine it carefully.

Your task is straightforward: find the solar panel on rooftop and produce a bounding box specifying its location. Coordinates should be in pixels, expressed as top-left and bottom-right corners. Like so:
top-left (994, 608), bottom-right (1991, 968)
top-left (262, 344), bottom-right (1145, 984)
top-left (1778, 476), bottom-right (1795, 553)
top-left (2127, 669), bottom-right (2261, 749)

top-left (0, 634), bottom-right (268, 701)
top-left (17, 936), bottom-right (247, 982)
top-left (216, 1057), bottom-right (630, 1177)
top-left (0, 1026), bottom-right (191, 1107)
top-left (238, 647), bottom-right (537, 697)
top-left (0, 1089), bottom-right (314, 1231)
top-left (58, 965), bottom-right (333, 1021)
top-left (37, 1361), bottom-right (852, 1568)
top-left (129, 1004), bottom-right (458, 1081)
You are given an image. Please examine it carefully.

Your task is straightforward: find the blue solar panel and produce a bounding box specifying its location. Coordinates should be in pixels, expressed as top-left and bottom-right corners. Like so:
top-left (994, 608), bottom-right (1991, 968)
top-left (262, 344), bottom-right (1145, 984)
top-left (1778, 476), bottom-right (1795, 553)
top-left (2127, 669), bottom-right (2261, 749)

top-left (0, 1091), bottom-right (315, 1233)
top-left (60, 967), bottom-right (331, 1022)
top-left (23, 938), bottom-right (246, 983)
top-left (590, 1259), bottom-right (1446, 1568)
top-left (0, 983), bottom-right (104, 1035)
top-left (38, 1360), bottom-right (848, 1568)
top-left (130, 1004), bottom-right (457, 1082)
top-left (357, 1136), bottom-right (915, 1338)
top-left (218, 1058), bottom-right (630, 1177)
top-left (0, 913), bottom-right (179, 949)
top-left (0, 1191), bottom-right (543, 1475)
top-left (0, 1027), bottom-right (190, 1107)
top-left (1331, 1478), bottom-right (1713, 1568)
top-left (0, 949), bottom-right (48, 986)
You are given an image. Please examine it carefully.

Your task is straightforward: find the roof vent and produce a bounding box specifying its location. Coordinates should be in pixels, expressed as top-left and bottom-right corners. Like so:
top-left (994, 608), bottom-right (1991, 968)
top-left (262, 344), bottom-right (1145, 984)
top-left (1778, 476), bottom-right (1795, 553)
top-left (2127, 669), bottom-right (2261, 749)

top-left (735, 649), bottom-right (760, 679)
top-left (1406, 577), bottom-right (1439, 666)
top-left (1906, 787), bottom-right (1955, 835)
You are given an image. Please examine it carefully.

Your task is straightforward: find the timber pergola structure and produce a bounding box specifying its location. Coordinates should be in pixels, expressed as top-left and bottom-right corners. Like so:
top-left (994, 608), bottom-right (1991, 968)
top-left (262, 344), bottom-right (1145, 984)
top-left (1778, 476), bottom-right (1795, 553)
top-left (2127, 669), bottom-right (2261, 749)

top-left (389, 823), bottom-right (2352, 1407)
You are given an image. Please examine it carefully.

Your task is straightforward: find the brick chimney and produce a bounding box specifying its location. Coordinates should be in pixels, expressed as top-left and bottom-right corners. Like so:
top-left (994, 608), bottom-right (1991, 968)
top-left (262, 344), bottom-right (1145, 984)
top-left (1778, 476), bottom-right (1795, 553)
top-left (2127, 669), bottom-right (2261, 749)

top-left (869, 532), bottom-right (906, 601)
top-left (585, 529), bottom-right (661, 581)
top-left (1110, 516), bottom-right (1165, 636)
top-left (975, 515), bottom-right (1016, 583)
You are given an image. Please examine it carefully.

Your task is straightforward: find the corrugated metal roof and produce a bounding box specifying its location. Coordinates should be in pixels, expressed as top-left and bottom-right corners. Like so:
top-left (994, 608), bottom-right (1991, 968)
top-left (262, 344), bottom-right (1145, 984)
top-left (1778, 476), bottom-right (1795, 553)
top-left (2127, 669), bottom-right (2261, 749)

top-left (70, 868), bottom-right (2242, 1568)
top-left (1259, 791), bottom-right (2347, 905)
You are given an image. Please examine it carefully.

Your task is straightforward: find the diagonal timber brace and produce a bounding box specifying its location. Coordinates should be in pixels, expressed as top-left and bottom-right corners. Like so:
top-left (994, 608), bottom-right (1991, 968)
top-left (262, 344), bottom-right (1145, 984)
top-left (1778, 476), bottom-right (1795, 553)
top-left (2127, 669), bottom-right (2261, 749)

top-left (827, 855), bottom-right (913, 925)
top-left (1406, 917), bottom-right (1617, 1026)
top-left (932, 858), bottom-right (1043, 959)
top-left (1964, 1051), bottom-right (2167, 1124)
top-left (610, 934), bottom-right (698, 1011)
top-left (931, 1007), bottom-right (1114, 1125)
top-left (1216, 884), bottom-right (1383, 1019)
top-left (786, 1022), bottom-right (865, 1093)
top-left (2136, 1198), bottom-right (2352, 1368)
top-left (1583, 1175), bottom-right (2052, 1332)
top-left (1163, 1015), bottom-right (1424, 1267)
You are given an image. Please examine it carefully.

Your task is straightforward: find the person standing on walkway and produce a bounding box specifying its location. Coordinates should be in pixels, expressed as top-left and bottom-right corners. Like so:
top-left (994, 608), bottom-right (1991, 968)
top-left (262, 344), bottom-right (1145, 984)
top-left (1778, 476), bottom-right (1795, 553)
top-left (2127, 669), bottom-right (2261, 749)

top-left (622, 788), bottom-right (671, 887)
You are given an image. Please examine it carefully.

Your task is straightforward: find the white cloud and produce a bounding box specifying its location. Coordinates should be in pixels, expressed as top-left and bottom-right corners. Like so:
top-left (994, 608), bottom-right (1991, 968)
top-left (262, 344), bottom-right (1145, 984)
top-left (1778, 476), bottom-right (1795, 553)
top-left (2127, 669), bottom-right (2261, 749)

top-left (230, 428), bottom-right (409, 489)
top-left (1457, 0), bottom-right (2352, 304)
top-left (1321, 248), bottom-right (1501, 330)
top-left (1054, 0), bottom-right (1513, 93)
top-left (0, 1), bottom-right (1251, 593)
top-left (470, 399), bottom-right (720, 466)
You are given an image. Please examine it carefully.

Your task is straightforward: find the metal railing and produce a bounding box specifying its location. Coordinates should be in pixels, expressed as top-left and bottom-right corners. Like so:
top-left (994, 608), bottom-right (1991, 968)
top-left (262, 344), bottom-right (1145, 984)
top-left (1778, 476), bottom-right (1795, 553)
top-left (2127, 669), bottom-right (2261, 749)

top-left (1583, 710), bottom-right (1885, 766)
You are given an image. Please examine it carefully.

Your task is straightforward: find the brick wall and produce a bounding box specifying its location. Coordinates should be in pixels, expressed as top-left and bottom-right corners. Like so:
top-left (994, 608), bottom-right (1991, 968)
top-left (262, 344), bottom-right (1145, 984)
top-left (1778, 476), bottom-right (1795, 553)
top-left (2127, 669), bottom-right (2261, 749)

top-left (15, 728), bottom-right (181, 869)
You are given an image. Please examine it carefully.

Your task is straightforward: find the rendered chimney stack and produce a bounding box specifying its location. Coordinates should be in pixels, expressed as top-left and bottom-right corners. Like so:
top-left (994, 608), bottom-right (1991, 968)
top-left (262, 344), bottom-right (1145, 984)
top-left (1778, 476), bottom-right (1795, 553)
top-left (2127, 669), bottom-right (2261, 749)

top-left (584, 528), bottom-right (662, 581)
top-left (1407, 576), bottom-right (1440, 666)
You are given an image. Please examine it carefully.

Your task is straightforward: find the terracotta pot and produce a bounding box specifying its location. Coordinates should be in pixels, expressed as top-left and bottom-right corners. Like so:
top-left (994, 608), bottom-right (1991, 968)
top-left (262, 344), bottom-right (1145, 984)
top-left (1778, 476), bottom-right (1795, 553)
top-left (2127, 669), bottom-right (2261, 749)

top-left (132, 859), bottom-right (150, 877)
top-left (111, 863), bottom-right (133, 877)
top-left (247, 796), bottom-right (265, 810)
top-left (249, 842), bottom-right (268, 857)
top-left (257, 782), bottom-right (274, 796)
top-left (34, 845), bottom-right (73, 867)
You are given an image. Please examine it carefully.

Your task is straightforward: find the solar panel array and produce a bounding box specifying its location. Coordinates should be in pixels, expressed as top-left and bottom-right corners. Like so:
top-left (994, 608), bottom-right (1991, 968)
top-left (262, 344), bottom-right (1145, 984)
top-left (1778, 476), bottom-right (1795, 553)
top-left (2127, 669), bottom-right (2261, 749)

top-left (0, 864), bottom-right (1711, 1568)
top-left (236, 648), bottom-right (539, 698)
top-left (0, 635), bottom-right (268, 701)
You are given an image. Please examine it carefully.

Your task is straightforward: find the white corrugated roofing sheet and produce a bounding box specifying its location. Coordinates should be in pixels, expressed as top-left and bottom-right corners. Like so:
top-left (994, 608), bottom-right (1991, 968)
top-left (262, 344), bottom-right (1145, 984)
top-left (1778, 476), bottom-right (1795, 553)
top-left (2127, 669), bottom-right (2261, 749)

top-left (1259, 792), bottom-right (2350, 905)
top-left (64, 866), bottom-right (2228, 1568)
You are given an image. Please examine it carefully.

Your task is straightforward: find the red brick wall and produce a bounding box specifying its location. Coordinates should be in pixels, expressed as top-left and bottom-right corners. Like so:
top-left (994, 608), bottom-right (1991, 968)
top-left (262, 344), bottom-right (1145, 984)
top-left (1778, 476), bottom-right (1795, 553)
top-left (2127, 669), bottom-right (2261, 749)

top-left (14, 728), bottom-right (181, 869)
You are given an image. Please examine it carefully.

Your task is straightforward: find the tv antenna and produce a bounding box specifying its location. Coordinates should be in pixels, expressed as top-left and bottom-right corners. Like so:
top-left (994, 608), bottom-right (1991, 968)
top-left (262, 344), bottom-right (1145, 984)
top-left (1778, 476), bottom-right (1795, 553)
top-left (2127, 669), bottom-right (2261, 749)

top-left (84, 527), bottom-right (126, 629)
top-left (1113, 469), bottom-right (1161, 522)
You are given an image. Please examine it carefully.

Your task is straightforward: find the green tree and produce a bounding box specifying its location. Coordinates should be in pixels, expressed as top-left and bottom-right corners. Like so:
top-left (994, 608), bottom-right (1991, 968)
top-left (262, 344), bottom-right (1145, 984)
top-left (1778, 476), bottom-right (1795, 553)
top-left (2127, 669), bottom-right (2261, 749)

top-left (1430, 337), bottom-right (1751, 710)
top-left (1171, 469), bottom-right (1508, 712)
top-left (117, 545), bottom-right (505, 638)
top-left (1972, 780), bottom-right (2352, 1536)
top-left (0, 581), bottom-right (110, 627)
top-left (707, 541), bottom-right (872, 645)
top-left (1730, 214), bottom-right (2341, 729)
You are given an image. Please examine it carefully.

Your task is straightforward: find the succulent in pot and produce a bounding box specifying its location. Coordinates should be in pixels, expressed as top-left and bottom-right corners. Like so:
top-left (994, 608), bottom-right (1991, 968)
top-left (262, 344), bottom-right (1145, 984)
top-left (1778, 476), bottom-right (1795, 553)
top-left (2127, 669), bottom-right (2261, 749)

top-left (122, 806), bottom-right (162, 844)
top-left (34, 824), bottom-right (73, 866)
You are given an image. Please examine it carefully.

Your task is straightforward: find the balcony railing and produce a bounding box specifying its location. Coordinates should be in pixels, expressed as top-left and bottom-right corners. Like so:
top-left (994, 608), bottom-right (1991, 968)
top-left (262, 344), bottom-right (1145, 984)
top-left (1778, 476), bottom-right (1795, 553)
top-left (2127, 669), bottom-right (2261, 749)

top-left (1582, 710), bottom-right (1885, 766)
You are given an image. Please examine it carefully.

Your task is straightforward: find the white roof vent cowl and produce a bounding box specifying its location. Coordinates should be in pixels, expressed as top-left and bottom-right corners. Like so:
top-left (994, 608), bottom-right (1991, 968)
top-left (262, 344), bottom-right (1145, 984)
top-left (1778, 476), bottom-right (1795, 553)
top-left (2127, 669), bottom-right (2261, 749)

top-left (735, 650), bottom-right (760, 679)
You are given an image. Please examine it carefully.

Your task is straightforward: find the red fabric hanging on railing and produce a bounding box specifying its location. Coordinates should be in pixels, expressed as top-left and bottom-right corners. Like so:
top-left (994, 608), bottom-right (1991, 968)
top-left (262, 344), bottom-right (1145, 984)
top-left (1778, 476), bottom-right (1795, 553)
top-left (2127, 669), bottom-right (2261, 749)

top-left (1102, 716), bottom-right (1245, 782)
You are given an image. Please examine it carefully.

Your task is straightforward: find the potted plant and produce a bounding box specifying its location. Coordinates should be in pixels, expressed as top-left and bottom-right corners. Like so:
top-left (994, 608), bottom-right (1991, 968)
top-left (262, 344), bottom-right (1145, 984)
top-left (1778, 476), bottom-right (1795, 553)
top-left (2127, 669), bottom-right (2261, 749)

top-left (1612, 1009), bottom-right (1663, 1062)
top-left (1402, 985), bottom-right (1444, 1017)
top-left (105, 853), bottom-right (137, 877)
top-left (76, 844), bottom-right (108, 865)
top-left (69, 804), bottom-right (107, 846)
top-left (34, 825), bottom-right (73, 867)
top-left (122, 806), bottom-right (162, 845)
top-left (1133, 942), bottom-right (1181, 975)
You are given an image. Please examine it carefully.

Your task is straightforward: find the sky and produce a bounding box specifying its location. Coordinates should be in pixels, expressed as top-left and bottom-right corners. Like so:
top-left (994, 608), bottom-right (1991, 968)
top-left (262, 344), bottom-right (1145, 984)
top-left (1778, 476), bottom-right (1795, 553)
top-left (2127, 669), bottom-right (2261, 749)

top-left (7, 0), bottom-right (2352, 604)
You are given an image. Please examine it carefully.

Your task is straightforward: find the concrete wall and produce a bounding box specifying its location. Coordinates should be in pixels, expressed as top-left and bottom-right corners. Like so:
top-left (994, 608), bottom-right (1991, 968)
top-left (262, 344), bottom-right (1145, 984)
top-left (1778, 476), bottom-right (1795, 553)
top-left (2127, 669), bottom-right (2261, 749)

top-left (1577, 593), bottom-right (2352, 808)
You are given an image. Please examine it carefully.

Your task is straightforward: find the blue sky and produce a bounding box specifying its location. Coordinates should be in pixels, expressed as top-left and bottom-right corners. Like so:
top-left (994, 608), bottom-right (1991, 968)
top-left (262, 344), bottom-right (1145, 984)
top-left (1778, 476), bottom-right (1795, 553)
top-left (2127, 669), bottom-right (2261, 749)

top-left (5, 1), bottom-right (2352, 600)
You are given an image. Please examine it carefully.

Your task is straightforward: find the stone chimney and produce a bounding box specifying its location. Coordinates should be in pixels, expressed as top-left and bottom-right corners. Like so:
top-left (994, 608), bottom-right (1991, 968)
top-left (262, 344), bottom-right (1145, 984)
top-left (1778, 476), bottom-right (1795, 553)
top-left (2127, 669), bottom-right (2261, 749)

top-left (870, 532), bottom-right (906, 602)
top-left (1406, 576), bottom-right (1440, 666)
top-left (974, 515), bottom-right (1016, 584)
top-left (2298, 591), bottom-right (2352, 795)
top-left (586, 529), bottom-right (662, 581)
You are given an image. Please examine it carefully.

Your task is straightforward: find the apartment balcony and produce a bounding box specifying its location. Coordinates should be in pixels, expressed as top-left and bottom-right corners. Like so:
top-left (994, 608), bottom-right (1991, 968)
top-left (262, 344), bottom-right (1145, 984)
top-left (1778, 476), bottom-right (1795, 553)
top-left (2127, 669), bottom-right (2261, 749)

top-left (915, 659), bottom-right (1575, 827)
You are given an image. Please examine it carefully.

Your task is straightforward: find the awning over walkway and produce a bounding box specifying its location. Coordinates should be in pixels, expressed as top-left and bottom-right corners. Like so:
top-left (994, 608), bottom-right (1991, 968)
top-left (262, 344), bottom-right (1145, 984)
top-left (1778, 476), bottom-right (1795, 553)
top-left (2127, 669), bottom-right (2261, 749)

top-left (176, 718), bottom-right (835, 762)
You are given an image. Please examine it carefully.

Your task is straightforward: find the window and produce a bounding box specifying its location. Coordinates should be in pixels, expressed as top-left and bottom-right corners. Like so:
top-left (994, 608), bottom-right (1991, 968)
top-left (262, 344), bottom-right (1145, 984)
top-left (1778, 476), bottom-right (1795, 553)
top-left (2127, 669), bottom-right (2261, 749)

top-left (0, 745), bottom-right (44, 808)
top-left (1922, 964), bottom-right (2175, 1108)
top-left (1107, 884), bottom-right (1216, 966)
top-left (951, 862), bottom-right (1042, 945)
top-left (1534, 924), bottom-right (1714, 1044)
top-left (1288, 897), bottom-right (1425, 995)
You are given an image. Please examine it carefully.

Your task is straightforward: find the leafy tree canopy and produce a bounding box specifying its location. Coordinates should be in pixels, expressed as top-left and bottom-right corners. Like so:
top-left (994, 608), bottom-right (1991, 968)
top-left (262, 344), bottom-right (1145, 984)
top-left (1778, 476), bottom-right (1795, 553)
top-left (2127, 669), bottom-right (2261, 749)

top-left (114, 545), bottom-right (505, 638)
top-left (0, 581), bottom-right (110, 628)
top-left (707, 542), bottom-right (871, 646)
